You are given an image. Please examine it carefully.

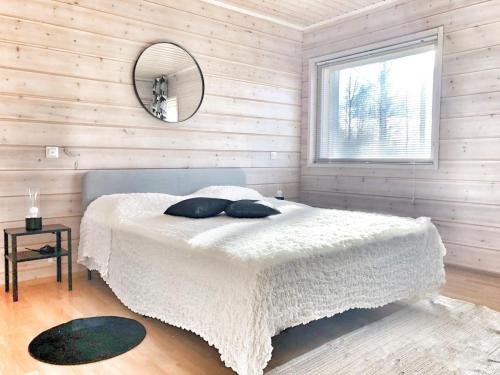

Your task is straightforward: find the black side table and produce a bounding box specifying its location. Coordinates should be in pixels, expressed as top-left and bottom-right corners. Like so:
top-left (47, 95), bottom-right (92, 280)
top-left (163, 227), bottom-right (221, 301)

top-left (3, 224), bottom-right (72, 302)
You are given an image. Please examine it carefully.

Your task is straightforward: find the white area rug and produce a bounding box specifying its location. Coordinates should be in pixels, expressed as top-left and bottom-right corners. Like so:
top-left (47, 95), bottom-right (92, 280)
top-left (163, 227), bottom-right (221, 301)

top-left (268, 296), bottom-right (500, 375)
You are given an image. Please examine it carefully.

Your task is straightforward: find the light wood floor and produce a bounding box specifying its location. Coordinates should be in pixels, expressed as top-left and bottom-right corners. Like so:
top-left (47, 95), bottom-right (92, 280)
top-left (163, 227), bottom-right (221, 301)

top-left (1, 266), bottom-right (499, 375)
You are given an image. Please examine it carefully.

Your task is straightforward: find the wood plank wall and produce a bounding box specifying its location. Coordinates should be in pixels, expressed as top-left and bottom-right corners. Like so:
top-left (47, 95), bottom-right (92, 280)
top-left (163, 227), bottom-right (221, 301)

top-left (300, 0), bottom-right (500, 275)
top-left (0, 0), bottom-right (302, 283)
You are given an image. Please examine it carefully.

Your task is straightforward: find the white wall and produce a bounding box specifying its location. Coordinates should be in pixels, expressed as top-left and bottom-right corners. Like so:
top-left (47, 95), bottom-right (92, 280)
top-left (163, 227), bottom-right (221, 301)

top-left (0, 0), bottom-right (302, 282)
top-left (167, 67), bottom-right (203, 120)
top-left (300, 0), bottom-right (500, 275)
top-left (1, 0), bottom-right (497, 283)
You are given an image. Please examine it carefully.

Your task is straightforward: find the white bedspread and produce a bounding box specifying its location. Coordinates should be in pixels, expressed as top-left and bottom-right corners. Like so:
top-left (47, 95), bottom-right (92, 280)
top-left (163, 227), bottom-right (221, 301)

top-left (78, 193), bottom-right (446, 375)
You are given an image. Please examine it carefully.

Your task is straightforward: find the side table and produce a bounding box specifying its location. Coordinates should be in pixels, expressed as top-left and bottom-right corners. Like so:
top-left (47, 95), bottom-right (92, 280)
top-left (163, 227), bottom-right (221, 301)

top-left (3, 224), bottom-right (72, 302)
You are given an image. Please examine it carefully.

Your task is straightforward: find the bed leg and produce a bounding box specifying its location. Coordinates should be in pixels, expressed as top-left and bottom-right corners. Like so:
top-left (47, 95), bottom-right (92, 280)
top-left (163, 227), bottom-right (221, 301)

top-left (87, 269), bottom-right (92, 281)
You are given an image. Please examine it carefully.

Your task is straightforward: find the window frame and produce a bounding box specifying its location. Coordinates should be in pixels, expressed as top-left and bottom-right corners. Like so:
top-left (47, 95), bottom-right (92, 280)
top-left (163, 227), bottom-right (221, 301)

top-left (307, 27), bottom-right (444, 169)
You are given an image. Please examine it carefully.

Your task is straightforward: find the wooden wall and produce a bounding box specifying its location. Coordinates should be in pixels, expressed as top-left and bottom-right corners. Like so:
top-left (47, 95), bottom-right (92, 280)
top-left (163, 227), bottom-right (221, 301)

top-left (0, 0), bottom-right (302, 282)
top-left (300, 0), bottom-right (500, 274)
top-left (2, 0), bottom-right (497, 283)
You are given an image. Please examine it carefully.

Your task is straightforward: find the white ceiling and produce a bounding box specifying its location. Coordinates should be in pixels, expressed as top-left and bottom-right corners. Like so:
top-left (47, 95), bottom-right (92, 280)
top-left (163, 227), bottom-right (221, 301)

top-left (135, 43), bottom-right (197, 80)
top-left (202, 0), bottom-right (396, 30)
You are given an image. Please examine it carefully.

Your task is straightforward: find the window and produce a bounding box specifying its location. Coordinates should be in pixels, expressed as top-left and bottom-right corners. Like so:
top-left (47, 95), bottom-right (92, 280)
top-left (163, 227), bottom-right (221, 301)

top-left (165, 97), bottom-right (178, 122)
top-left (310, 28), bottom-right (442, 167)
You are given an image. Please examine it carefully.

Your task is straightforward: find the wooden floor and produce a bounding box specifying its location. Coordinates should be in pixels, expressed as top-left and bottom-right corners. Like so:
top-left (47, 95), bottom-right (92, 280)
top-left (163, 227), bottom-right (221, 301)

top-left (1, 266), bottom-right (499, 375)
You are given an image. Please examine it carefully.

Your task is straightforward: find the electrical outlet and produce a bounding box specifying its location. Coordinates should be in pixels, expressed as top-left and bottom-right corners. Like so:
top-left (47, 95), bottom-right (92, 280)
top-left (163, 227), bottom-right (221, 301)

top-left (270, 152), bottom-right (277, 160)
top-left (46, 146), bottom-right (59, 159)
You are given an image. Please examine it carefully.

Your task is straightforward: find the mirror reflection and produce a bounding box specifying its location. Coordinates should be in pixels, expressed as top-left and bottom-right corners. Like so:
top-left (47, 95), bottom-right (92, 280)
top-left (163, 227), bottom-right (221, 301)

top-left (134, 43), bottom-right (204, 123)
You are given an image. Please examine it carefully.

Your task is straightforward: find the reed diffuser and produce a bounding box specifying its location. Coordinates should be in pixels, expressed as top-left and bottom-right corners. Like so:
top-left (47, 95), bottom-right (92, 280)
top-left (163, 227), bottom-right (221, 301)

top-left (25, 187), bottom-right (42, 231)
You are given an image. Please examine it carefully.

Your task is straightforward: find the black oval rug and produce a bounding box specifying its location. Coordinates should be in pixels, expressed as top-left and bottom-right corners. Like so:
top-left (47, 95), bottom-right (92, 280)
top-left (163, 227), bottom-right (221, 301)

top-left (28, 316), bottom-right (146, 365)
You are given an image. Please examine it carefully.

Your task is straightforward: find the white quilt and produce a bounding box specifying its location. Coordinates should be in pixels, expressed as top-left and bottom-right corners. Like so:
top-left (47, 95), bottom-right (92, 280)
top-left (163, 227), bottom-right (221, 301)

top-left (78, 192), bottom-right (446, 375)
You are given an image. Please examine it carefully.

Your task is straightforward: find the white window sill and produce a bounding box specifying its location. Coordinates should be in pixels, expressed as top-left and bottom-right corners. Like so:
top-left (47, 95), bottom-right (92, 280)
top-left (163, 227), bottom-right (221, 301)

top-left (306, 161), bottom-right (438, 170)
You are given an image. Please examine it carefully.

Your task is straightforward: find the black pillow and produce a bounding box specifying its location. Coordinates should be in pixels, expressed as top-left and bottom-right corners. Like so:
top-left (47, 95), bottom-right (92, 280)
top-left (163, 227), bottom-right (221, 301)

top-left (225, 200), bottom-right (281, 218)
top-left (164, 197), bottom-right (232, 219)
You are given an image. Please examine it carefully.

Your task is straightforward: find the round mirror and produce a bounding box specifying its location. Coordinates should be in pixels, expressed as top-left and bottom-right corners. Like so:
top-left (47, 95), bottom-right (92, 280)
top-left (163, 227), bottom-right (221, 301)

top-left (133, 42), bottom-right (204, 123)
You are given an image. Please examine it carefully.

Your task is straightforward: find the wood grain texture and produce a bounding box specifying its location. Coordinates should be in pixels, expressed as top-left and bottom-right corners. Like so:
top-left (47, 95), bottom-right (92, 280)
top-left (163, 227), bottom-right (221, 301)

top-left (0, 266), bottom-right (498, 374)
top-left (300, 0), bottom-right (500, 275)
top-left (0, 0), bottom-right (302, 282)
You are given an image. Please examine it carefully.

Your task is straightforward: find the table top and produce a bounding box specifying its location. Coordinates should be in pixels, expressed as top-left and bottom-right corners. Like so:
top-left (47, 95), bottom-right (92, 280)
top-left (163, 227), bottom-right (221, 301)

top-left (4, 224), bottom-right (71, 236)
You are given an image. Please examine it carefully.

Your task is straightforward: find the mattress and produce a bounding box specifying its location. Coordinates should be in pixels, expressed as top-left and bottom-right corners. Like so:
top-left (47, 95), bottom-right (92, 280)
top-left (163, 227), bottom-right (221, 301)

top-left (78, 192), bottom-right (446, 375)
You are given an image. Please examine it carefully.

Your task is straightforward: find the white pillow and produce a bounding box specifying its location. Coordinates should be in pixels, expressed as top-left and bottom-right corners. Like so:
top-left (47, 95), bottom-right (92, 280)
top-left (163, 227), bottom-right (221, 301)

top-left (192, 185), bottom-right (263, 201)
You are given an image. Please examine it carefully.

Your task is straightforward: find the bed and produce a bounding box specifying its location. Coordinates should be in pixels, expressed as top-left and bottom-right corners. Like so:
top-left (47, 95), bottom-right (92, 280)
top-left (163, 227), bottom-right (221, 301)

top-left (78, 168), bottom-right (446, 375)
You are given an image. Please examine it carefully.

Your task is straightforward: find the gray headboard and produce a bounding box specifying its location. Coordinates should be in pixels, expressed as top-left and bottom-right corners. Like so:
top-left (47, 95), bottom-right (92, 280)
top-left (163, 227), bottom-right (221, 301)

top-left (81, 168), bottom-right (246, 211)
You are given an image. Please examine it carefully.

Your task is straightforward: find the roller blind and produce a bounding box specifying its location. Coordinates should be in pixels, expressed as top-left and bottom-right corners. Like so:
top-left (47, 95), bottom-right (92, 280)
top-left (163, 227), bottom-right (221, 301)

top-left (315, 34), bottom-right (439, 165)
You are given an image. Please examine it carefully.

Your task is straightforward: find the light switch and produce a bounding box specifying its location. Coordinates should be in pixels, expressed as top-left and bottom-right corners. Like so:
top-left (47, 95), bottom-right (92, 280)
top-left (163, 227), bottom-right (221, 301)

top-left (270, 152), bottom-right (277, 160)
top-left (46, 146), bottom-right (59, 159)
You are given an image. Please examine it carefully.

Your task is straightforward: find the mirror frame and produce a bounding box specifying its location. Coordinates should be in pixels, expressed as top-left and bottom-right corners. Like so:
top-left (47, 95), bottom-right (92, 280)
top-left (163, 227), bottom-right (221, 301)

top-left (133, 42), bottom-right (205, 123)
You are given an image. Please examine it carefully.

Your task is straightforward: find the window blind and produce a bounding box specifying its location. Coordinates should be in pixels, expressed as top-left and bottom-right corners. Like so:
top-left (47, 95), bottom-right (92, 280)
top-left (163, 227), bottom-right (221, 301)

top-left (315, 34), bottom-right (439, 165)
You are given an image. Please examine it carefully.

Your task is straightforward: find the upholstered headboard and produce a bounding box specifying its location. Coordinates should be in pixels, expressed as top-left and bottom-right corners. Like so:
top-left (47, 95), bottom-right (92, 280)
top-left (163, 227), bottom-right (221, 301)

top-left (81, 168), bottom-right (246, 211)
